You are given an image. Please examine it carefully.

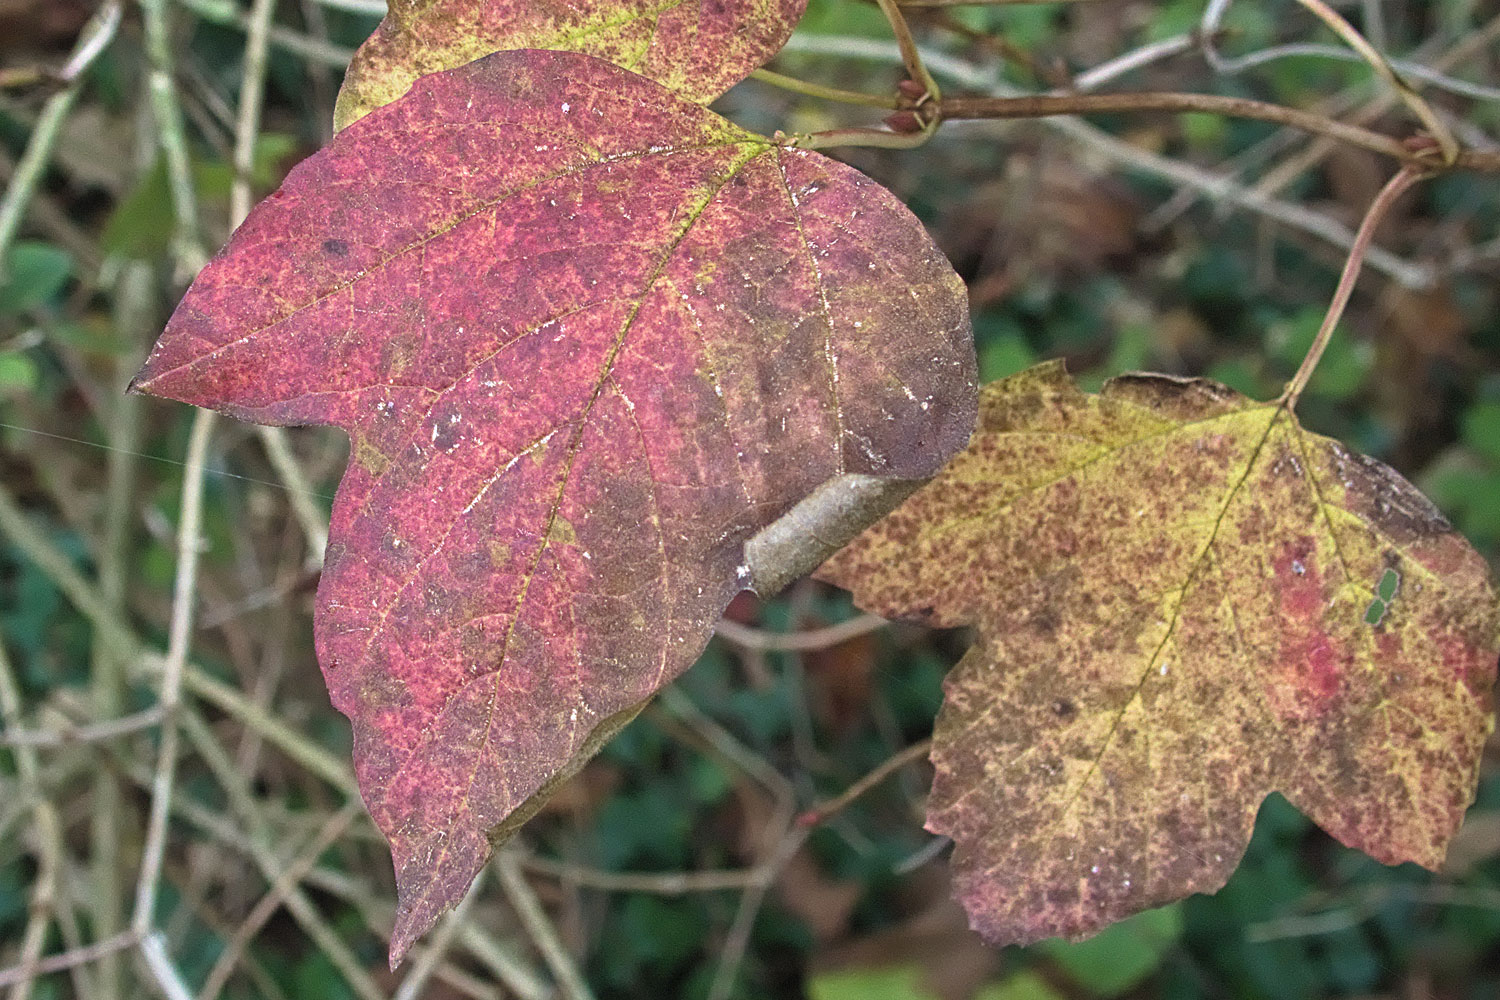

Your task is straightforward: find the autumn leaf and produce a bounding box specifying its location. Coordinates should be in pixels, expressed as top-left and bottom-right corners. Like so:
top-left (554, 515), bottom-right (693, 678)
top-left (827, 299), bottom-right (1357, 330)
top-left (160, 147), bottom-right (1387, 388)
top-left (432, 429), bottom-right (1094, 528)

top-left (132, 49), bottom-right (976, 961)
top-left (818, 361), bottom-right (1499, 946)
top-left (334, 0), bottom-right (808, 130)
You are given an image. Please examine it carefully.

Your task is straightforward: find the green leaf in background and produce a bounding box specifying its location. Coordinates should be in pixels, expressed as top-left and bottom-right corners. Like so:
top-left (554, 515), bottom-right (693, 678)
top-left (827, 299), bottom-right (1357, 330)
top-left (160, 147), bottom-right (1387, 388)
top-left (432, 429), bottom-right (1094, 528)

top-left (1206, 356), bottom-right (1273, 398)
top-left (794, 0), bottom-right (897, 40)
top-left (1271, 307), bottom-right (1372, 401)
top-left (1043, 904), bottom-right (1184, 997)
top-left (977, 315), bottom-right (1038, 383)
top-left (808, 963), bottom-right (941, 1000)
top-left (1421, 456), bottom-right (1500, 545)
top-left (0, 242), bottom-right (73, 314)
top-left (103, 133), bottom-right (298, 260)
top-left (987, 6), bottom-right (1061, 52)
top-left (0, 352), bottom-right (39, 398)
top-left (975, 971), bottom-right (1068, 1000)
top-left (1462, 400), bottom-right (1500, 465)
top-left (46, 317), bottom-right (133, 357)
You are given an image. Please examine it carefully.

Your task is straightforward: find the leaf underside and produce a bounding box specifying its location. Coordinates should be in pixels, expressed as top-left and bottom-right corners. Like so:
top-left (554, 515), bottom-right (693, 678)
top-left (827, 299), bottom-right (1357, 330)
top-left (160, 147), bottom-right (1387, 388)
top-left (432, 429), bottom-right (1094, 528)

top-left (132, 49), bottom-right (976, 962)
top-left (819, 361), bottom-right (1499, 946)
top-left (334, 0), bottom-right (809, 130)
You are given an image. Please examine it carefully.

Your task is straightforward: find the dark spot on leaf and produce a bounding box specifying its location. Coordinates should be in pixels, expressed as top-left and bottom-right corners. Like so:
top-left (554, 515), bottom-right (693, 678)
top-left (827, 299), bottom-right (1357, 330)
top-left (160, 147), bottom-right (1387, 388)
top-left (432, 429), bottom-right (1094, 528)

top-left (1052, 700), bottom-right (1076, 719)
top-left (323, 238), bottom-right (350, 256)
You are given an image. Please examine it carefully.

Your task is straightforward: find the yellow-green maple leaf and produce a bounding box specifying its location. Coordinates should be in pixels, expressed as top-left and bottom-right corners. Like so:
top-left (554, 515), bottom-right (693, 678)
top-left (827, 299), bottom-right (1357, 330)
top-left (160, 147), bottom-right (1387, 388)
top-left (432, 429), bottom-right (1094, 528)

top-left (819, 361), bottom-right (1500, 945)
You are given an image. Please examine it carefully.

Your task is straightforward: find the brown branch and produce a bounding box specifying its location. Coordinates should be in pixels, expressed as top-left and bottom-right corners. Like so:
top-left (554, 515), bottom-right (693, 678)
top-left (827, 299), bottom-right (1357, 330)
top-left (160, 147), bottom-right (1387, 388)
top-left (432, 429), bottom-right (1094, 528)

top-left (936, 92), bottom-right (1500, 174)
top-left (744, 474), bottom-right (925, 596)
top-left (940, 92), bottom-right (1402, 159)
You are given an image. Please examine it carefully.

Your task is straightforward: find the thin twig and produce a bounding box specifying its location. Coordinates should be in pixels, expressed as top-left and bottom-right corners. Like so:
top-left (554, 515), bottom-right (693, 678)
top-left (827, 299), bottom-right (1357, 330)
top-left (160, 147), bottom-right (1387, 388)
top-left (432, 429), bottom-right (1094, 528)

top-left (1284, 0), bottom-right (1458, 162)
top-left (1246, 12), bottom-right (1500, 204)
top-left (137, 933), bottom-right (194, 1000)
top-left (196, 802), bottom-right (363, 1000)
top-left (0, 933), bottom-right (140, 991)
top-left (231, 0), bottom-right (280, 229)
top-left (139, 0), bottom-right (208, 276)
top-left (0, 1), bottom-right (122, 276)
top-left (937, 92), bottom-right (1415, 164)
top-left (133, 0), bottom-right (276, 940)
top-left (178, 711), bottom-right (387, 1000)
top-left (798, 739), bottom-right (933, 828)
top-left (175, 0), bottom-right (358, 67)
top-left (523, 856), bottom-right (763, 894)
top-left (394, 871), bottom-right (486, 1000)
top-left (1246, 882), bottom-right (1500, 943)
top-left (1072, 34), bottom-right (1197, 93)
top-left (1, 706), bottom-right (165, 748)
top-left (91, 257), bottom-right (153, 1000)
top-left (0, 479), bottom-right (363, 798)
top-left (705, 828), bottom-right (806, 1000)
top-left (779, 34), bottom-right (1442, 287)
top-left (0, 641), bottom-right (65, 1000)
top-left (131, 407), bottom-right (216, 936)
top-left (875, 0), bottom-right (941, 102)
top-left (497, 850), bottom-right (600, 1000)
top-left (111, 751), bottom-right (550, 1000)
top-left (654, 687), bottom-right (796, 808)
top-left (255, 427), bottom-right (329, 568)
top-left (714, 613), bottom-right (889, 652)
top-left (1203, 41), bottom-right (1500, 103)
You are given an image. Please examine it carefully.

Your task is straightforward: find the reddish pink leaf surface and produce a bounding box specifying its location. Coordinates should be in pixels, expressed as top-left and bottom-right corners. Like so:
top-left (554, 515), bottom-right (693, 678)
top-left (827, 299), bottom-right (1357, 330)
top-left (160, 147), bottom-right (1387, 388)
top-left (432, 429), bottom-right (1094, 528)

top-left (132, 49), bottom-right (975, 960)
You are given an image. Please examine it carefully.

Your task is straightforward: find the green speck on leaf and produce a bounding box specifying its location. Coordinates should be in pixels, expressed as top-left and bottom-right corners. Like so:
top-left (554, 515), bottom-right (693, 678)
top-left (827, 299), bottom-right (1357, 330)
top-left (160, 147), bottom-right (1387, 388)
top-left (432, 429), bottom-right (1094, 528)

top-left (1364, 599), bottom-right (1386, 626)
top-left (1378, 568), bottom-right (1400, 603)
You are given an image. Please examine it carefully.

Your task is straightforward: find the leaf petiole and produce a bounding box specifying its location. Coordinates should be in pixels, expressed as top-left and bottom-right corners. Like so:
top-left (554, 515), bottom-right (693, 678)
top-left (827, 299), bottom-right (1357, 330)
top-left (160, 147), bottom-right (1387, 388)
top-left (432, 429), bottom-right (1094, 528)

top-left (1280, 164), bottom-right (1425, 412)
top-left (749, 67), bottom-right (898, 109)
top-left (786, 117), bottom-right (940, 152)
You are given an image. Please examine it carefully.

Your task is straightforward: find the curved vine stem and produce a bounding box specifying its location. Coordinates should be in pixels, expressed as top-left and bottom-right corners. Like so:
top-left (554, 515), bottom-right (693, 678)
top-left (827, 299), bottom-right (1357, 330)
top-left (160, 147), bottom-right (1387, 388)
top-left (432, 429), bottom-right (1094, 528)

top-left (1285, 0), bottom-right (1458, 164)
top-left (1280, 165), bottom-right (1426, 413)
top-left (875, 0), bottom-right (942, 103)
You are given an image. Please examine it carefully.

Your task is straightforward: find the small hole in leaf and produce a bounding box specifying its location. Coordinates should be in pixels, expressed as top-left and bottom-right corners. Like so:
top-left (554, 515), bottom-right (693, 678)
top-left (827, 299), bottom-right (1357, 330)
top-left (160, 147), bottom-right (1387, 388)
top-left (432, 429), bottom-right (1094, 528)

top-left (1364, 598), bottom-right (1386, 626)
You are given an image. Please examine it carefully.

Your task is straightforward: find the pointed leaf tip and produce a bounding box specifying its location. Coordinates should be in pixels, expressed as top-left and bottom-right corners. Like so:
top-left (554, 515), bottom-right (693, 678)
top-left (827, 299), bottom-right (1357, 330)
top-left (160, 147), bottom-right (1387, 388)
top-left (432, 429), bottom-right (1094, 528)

top-left (142, 48), bottom-right (976, 956)
top-left (819, 362), bottom-right (1499, 945)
